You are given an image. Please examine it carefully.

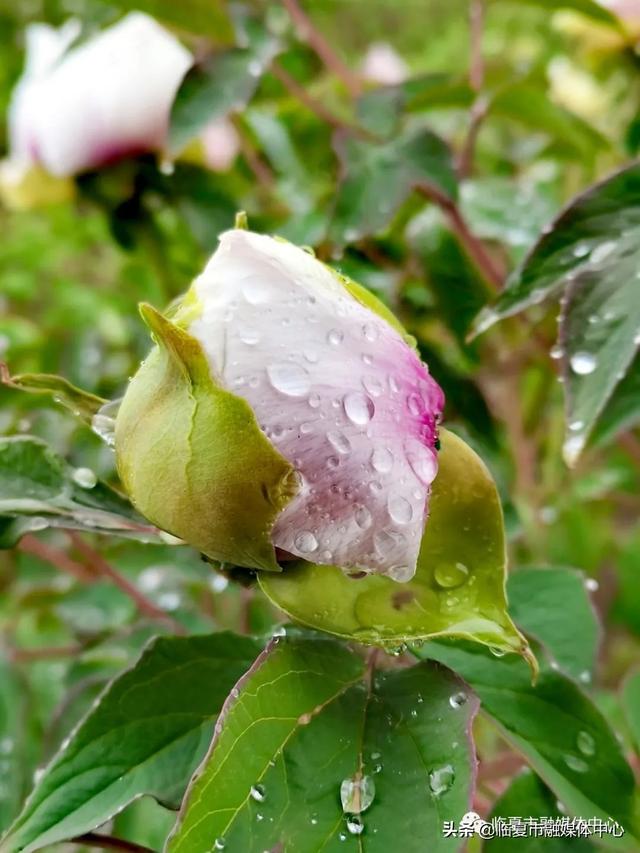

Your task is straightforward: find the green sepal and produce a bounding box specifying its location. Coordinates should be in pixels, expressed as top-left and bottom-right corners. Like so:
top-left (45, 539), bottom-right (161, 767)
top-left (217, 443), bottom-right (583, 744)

top-left (115, 304), bottom-right (298, 572)
top-left (0, 366), bottom-right (107, 425)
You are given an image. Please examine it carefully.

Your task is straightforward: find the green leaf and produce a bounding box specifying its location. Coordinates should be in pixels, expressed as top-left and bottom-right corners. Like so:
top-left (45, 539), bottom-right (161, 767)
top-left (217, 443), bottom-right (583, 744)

top-left (108, 0), bottom-right (234, 43)
top-left (356, 74), bottom-right (473, 137)
top-left (508, 567), bottom-right (599, 683)
top-left (260, 429), bottom-right (529, 659)
top-left (418, 641), bottom-right (639, 840)
top-left (472, 162), bottom-right (640, 334)
top-left (329, 127), bottom-right (457, 244)
top-left (621, 671), bottom-right (640, 754)
top-left (487, 770), bottom-right (595, 852)
top-left (0, 436), bottom-right (154, 546)
top-left (0, 369), bottom-right (106, 426)
top-left (169, 26), bottom-right (279, 154)
top-left (1, 633), bottom-right (263, 853)
top-left (0, 661), bottom-right (30, 833)
top-left (488, 82), bottom-right (608, 159)
top-left (471, 162), bottom-right (640, 461)
top-left (591, 352), bottom-right (640, 447)
top-left (559, 254), bottom-right (640, 465)
top-left (168, 634), bottom-right (478, 853)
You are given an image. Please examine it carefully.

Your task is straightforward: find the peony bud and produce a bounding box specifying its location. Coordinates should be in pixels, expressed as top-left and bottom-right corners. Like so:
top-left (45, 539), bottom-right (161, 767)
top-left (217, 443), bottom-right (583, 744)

top-left (7, 13), bottom-right (191, 177)
top-left (115, 229), bottom-right (444, 582)
top-left (360, 43), bottom-right (408, 86)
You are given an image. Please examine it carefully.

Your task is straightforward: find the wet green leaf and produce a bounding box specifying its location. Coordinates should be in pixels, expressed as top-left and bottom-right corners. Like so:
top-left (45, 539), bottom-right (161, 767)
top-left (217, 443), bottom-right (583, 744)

top-left (471, 163), bottom-right (640, 462)
top-left (492, 0), bottom-right (621, 27)
top-left (0, 436), bottom-right (154, 546)
top-left (329, 127), bottom-right (457, 244)
top-left (487, 770), bottom-right (595, 852)
top-left (591, 352), bottom-right (640, 448)
top-left (1, 633), bottom-right (263, 853)
top-left (0, 661), bottom-right (30, 833)
top-left (260, 429), bottom-right (528, 658)
top-left (418, 641), bottom-right (639, 840)
top-left (169, 25), bottom-right (279, 154)
top-left (508, 567), bottom-right (599, 682)
top-left (168, 634), bottom-right (478, 853)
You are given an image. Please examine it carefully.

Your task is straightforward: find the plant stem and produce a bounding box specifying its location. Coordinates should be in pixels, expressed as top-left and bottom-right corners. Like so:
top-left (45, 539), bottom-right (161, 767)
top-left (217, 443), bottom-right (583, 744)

top-left (67, 532), bottom-right (185, 634)
top-left (458, 0), bottom-right (488, 178)
top-left (281, 0), bottom-right (362, 98)
top-left (9, 644), bottom-right (84, 663)
top-left (18, 534), bottom-right (92, 581)
top-left (72, 833), bottom-right (156, 853)
top-left (272, 60), bottom-right (349, 131)
top-left (415, 182), bottom-right (504, 290)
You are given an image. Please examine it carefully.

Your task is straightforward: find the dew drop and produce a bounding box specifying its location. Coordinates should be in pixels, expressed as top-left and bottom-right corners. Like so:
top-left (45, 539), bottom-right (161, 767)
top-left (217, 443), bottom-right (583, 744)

top-left (362, 375), bottom-right (384, 397)
top-left (387, 494), bottom-right (413, 524)
top-left (362, 353), bottom-right (373, 365)
top-left (340, 775), bottom-right (375, 814)
top-left (327, 329), bottom-right (344, 346)
top-left (308, 392), bottom-right (321, 408)
top-left (563, 433), bottom-right (585, 464)
top-left (577, 731), bottom-right (596, 756)
top-left (328, 431), bottom-right (351, 454)
top-left (590, 240), bottom-right (616, 265)
top-left (343, 392), bottom-right (375, 425)
top-left (434, 562), bottom-right (469, 590)
top-left (550, 344), bottom-right (564, 360)
top-left (406, 393), bottom-right (422, 417)
top-left (294, 531), bottom-right (318, 553)
top-left (404, 439), bottom-right (438, 485)
top-left (449, 691), bottom-right (468, 709)
top-left (585, 578), bottom-right (599, 592)
top-left (214, 839), bottom-right (226, 850)
top-left (346, 816), bottom-right (364, 836)
top-left (569, 351), bottom-right (597, 375)
top-left (573, 241), bottom-right (591, 258)
top-left (239, 326), bottom-right (261, 345)
top-left (563, 753), bottom-right (588, 773)
top-left (327, 455), bottom-right (340, 469)
top-left (250, 783), bottom-right (266, 802)
top-left (72, 467), bottom-right (97, 489)
top-left (267, 362), bottom-right (311, 396)
top-left (362, 323), bottom-right (378, 342)
top-left (569, 419), bottom-right (584, 432)
top-left (355, 506), bottom-right (372, 529)
top-left (429, 764), bottom-right (455, 796)
top-left (371, 447), bottom-right (393, 473)
top-left (310, 813), bottom-right (318, 825)
top-left (374, 528), bottom-right (404, 556)
top-left (242, 279), bottom-right (273, 305)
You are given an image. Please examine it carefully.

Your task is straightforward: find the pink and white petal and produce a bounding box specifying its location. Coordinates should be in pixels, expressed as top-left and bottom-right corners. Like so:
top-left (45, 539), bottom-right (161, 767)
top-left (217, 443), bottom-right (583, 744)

top-left (190, 230), bottom-right (444, 581)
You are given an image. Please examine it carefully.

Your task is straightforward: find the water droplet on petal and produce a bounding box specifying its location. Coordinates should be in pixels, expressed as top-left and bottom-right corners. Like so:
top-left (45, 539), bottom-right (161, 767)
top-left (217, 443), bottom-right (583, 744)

top-left (355, 506), bottom-right (372, 529)
top-left (294, 531), bottom-right (318, 553)
top-left (387, 494), bottom-right (413, 524)
top-left (267, 363), bottom-right (311, 396)
top-left (570, 352), bottom-right (597, 375)
top-left (72, 467), bottom-right (97, 489)
top-left (407, 393), bottom-right (422, 417)
top-left (343, 392), bottom-right (375, 425)
top-left (362, 375), bottom-right (384, 397)
top-left (374, 528), bottom-right (404, 556)
top-left (362, 323), bottom-right (378, 342)
top-left (328, 431), bottom-right (351, 454)
top-left (371, 447), bottom-right (393, 473)
top-left (429, 764), bottom-right (455, 796)
top-left (405, 439), bottom-right (438, 485)
top-left (239, 326), bottom-right (261, 345)
top-left (327, 329), bottom-right (344, 346)
top-left (434, 562), bottom-right (469, 590)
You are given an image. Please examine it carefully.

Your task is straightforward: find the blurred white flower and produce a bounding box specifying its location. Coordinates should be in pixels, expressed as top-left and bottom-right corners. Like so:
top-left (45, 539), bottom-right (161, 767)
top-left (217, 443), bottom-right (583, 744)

top-left (7, 12), bottom-right (191, 176)
top-left (200, 118), bottom-right (241, 172)
top-left (360, 42), bottom-right (408, 86)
